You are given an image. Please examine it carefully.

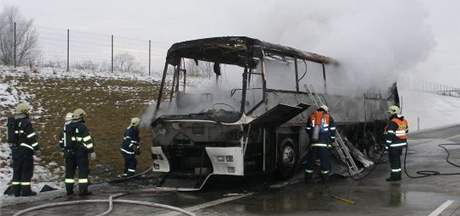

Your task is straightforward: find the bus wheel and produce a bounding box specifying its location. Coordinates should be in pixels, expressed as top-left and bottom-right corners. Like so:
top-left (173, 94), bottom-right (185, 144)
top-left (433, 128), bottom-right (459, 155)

top-left (278, 138), bottom-right (297, 179)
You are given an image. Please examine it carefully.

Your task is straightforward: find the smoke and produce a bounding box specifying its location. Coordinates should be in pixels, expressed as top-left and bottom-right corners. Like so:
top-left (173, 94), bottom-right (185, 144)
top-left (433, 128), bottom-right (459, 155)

top-left (9, 0), bottom-right (435, 91)
top-left (141, 0), bottom-right (435, 123)
top-left (157, 0), bottom-right (434, 92)
top-left (243, 0), bottom-right (435, 92)
top-left (140, 64), bottom-right (247, 126)
top-left (140, 100), bottom-right (156, 128)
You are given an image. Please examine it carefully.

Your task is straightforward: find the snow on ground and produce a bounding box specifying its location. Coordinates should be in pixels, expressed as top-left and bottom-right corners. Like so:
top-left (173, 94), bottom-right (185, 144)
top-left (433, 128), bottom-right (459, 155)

top-left (0, 80), bottom-right (61, 195)
top-left (400, 89), bottom-right (460, 131)
top-left (0, 65), bottom-right (161, 83)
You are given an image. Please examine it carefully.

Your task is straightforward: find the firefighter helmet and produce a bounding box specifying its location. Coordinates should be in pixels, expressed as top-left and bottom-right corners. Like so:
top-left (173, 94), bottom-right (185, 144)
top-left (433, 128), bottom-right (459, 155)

top-left (388, 105), bottom-right (401, 115)
top-left (131, 117), bottom-right (141, 127)
top-left (319, 105), bottom-right (329, 112)
top-left (73, 108), bottom-right (87, 120)
top-left (65, 112), bottom-right (73, 121)
top-left (15, 102), bottom-right (30, 114)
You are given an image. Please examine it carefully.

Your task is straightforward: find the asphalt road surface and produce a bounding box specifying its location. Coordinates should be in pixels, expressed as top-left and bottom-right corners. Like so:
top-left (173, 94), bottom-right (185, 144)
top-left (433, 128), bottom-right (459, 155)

top-left (2, 125), bottom-right (460, 216)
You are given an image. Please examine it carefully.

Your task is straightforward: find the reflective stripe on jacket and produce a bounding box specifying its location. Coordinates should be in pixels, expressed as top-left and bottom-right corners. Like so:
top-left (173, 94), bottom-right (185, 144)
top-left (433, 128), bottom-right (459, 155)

top-left (121, 126), bottom-right (140, 153)
top-left (385, 115), bottom-right (409, 148)
top-left (64, 121), bottom-right (94, 153)
top-left (305, 110), bottom-right (336, 145)
top-left (15, 115), bottom-right (39, 151)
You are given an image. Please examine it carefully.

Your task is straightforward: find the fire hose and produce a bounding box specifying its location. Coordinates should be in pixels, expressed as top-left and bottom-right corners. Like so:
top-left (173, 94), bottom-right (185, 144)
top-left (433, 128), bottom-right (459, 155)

top-left (107, 165), bottom-right (154, 184)
top-left (403, 143), bottom-right (460, 178)
top-left (13, 191), bottom-right (195, 216)
top-left (12, 165), bottom-right (197, 216)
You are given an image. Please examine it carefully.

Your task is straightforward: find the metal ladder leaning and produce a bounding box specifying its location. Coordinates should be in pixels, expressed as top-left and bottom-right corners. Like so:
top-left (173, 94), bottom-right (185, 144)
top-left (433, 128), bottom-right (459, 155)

top-left (304, 84), bottom-right (361, 176)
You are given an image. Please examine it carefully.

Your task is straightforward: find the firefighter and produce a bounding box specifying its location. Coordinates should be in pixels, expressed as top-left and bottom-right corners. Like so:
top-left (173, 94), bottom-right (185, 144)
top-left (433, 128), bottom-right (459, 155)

top-left (384, 105), bottom-right (408, 182)
top-left (58, 112), bottom-right (74, 150)
top-left (62, 108), bottom-right (96, 196)
top-left (119, 117), bottom-right (141, 177)
top-left (9, 103), bottom-right (39, 196)
top-left (304, 105), bottom-right (336, 183)
top-left (59, 112), bottom-right (75, 195)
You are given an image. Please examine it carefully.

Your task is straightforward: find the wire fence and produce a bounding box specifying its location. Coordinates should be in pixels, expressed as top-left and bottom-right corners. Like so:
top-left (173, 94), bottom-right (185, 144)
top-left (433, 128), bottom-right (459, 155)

top-left (3, 22), bottom-right (460, 97)
top-left (2, 23), bottom-right (171, 76)
top-left (399, 75), bottom-right (460, 98)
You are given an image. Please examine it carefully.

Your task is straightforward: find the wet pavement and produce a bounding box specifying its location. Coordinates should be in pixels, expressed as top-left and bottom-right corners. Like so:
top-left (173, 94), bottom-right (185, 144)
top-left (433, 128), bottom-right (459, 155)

top-left (2, 125), bottom-right (460, 216)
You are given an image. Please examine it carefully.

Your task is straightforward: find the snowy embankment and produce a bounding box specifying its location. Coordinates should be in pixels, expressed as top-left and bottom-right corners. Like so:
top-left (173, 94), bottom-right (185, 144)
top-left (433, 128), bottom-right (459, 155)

top-left (0, 82), bottom-right (61, 195)
top-left (0, 65), bottom-right (161, 82)
top-left (1, 65), bottom-right (164, 195)
top-left (400, 89), bottom-right (460, 131)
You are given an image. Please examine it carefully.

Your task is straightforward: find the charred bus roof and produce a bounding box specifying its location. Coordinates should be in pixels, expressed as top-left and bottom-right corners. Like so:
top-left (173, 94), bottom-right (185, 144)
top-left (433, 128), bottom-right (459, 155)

top-left (166, 36), bottom-right (337, 68)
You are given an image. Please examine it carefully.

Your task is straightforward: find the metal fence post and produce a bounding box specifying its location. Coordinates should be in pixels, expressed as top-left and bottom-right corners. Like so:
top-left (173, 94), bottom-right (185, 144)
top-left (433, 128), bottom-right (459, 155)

top-left (67, 29), bottom-right (70, 72)
top-left (149, 40), bottom-right (151, 76)
top-left (417, 116), bottom-right (420, 131)
top-left (111, 34), bottom-right (114, 73)
top-left (13, 22), bottom-right (16, 67)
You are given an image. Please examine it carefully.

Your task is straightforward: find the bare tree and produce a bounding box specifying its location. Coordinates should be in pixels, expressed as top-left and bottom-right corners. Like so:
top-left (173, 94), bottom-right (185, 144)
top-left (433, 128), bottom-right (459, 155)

top-left (0, 6), bottom-right (39, 66)
top-left (114, 52), bottom-right (143, 73)
top-left (74, 60), bottom-right (99, 72)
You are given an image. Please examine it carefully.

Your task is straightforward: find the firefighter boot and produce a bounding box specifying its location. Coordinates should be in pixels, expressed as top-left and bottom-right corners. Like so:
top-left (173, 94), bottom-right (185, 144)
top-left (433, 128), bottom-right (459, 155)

top-left (320, 173), bottom-right (330, 184)
top-left (65, 183), bottom-right (74, 195)
top-left (386, 173), bottom-right (402, 182)
top-left (12, 184), bottom-right (21, 197)
top-left (78, 184), bottom-right (92, 196)
top-left (21, 185), bottom-right (37, 196)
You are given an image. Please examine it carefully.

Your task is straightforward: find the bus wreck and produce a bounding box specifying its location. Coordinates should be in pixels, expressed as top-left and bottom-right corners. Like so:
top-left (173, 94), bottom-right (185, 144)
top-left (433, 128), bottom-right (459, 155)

top-left (150, 36), bottom-right (398, 189)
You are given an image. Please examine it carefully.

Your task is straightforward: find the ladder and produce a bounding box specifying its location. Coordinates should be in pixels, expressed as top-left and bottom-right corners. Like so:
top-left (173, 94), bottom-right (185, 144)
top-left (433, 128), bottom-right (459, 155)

top-left (304, 84), bottom-right (361, 176)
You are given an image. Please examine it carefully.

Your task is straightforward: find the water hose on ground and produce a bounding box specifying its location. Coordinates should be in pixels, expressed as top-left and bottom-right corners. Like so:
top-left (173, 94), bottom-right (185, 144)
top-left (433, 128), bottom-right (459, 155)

top-left (13, 194), bottom-right (196, 216)
top-left (13, 166), bottom-right (197, 216)
top-left (96, 193), bottom-right (126, 216)
top-left (106, 165), bottom-right (155, 184)
top-left (404, 143), bottom-right (460, 178)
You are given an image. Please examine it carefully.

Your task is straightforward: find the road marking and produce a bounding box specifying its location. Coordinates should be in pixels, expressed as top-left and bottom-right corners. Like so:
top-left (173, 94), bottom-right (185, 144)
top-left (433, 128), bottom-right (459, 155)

top-left (158, 193), bottom-right (253, 216)
top-left (428, 200), bottom-right (454, 216)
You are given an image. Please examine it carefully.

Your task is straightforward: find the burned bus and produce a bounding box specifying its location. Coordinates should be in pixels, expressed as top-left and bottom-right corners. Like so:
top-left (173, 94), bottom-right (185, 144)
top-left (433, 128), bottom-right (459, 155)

top-left (150, 36), bottom-right (398, 189)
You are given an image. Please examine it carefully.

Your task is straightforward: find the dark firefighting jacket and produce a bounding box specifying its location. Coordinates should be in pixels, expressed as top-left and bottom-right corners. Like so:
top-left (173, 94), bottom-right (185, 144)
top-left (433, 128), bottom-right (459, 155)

top-left (305, 110), bottom-right (336, 147)
top-left (14, 114), bottom-right (39, 152)
top-left (120, 126), bottom-right (140, 155)
top-left (63, 120), bottom-right (94, 153)
top-left (385, 115), bottom-right (409, 148)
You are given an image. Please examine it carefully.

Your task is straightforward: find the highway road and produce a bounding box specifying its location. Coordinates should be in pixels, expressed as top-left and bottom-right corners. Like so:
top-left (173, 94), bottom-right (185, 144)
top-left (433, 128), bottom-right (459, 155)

top-left (2, 125), bottom-right (460, 216)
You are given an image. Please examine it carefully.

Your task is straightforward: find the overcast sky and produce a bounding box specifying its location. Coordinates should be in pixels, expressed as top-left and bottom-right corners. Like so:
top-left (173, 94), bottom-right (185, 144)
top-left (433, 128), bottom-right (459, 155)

top-left (1, 0), bottom-right (459, 86)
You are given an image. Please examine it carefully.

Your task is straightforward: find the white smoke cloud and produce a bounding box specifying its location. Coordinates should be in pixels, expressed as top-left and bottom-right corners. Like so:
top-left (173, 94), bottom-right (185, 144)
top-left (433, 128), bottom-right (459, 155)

top-left (5, 0), bottom-right (435, 91)
top-left (238, 0), bottom-right (435, 92)
top-left (138, 0), bottom-right (436, 121)
top-left (148, 0), bottom-right (435, 93)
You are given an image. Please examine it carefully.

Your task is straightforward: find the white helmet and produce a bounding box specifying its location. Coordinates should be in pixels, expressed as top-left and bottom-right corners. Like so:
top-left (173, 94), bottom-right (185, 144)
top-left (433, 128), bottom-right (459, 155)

top-left (131, 117), bottom-right (141, 127)
top-left (15, 102), bottom-right (30, 115)
top-left (73, 108), bottom-right (87, 120)
top-left (388, 105), bottom-right (401, 115)
top-left (319, 105), bottom-right (329, 112)
top-left (65, 112), bottom-right (73, 121)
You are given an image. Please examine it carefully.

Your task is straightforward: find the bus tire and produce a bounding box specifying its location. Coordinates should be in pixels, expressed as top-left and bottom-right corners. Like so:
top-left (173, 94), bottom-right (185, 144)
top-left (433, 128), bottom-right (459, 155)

top-left (277, 138), bottom-right (297, 179)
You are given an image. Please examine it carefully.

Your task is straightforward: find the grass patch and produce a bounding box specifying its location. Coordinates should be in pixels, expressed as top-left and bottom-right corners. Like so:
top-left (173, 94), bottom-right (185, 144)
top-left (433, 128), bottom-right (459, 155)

top-left (4, 75), bottom-right (158, 181)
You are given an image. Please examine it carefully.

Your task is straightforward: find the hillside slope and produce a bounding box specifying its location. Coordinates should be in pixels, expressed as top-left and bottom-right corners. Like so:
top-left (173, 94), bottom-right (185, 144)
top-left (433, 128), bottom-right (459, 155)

top-left (1, 66), bottom-right (159, 191)
top-left (0, 80), bottom-right (60, 193)
top-left (400, 89), bottom-right (460, 131)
